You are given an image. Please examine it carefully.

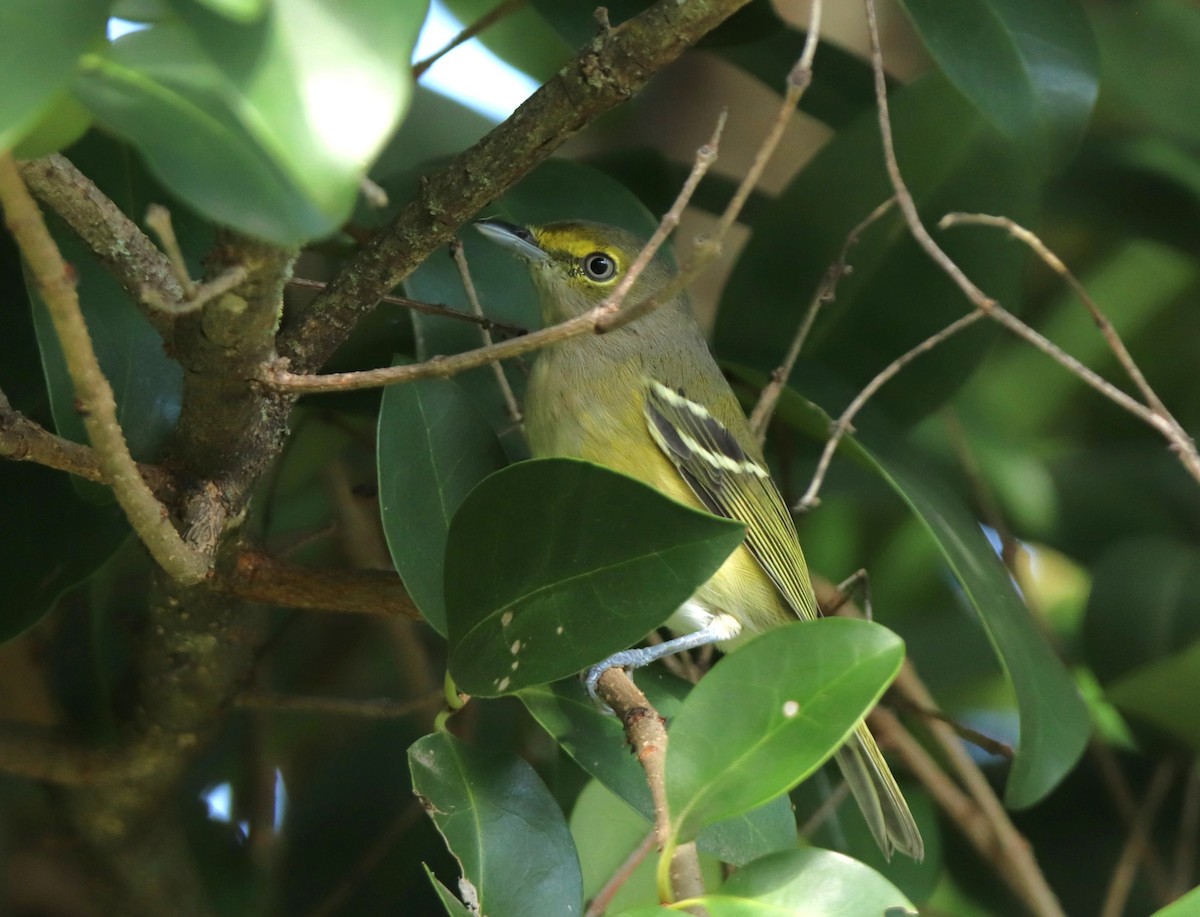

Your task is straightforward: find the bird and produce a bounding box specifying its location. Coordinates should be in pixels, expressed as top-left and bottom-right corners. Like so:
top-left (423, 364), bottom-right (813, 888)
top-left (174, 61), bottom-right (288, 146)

top-left (476, 216), bottom-right (923, 861)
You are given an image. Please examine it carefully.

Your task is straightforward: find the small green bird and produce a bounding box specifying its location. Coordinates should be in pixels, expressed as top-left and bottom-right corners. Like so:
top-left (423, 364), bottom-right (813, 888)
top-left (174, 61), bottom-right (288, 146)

top-left (477, 217), bottom-right (924, 861)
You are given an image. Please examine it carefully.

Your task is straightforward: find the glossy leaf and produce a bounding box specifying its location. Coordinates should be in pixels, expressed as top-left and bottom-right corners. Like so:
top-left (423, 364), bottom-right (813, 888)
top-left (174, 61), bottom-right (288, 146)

top-left (377, 375), bottom-right (507, 635)
top-left (0, 0), bottom-right (107, 151)
top-left (521, 672), bottom-right (798, 866)
top-left (715, 74), bottom-right (1035, 426)
top-left (427, 868), bottom-right (478, 917)
top-left (765, 384), bottom-right (1090, 807)
top-left (408, 732), bottom-right (584, 917)
top-left (75, 0), bottom-right (425, 244)
top-left (666, 620), bottom-right (904, 842)
top-left (192, 0), bottom-right (267, 22)
top-left (445, 458), bottom-right (744, 696)
top-left (716, 848), bottom-right (915, 915)
top-left (442, 0), bottom-right (570, 83)
top-left (899, 0), bottom-right (1099, 159)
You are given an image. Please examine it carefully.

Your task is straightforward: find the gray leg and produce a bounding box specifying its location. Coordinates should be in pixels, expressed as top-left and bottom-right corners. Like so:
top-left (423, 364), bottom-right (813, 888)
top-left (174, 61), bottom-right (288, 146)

top-left (585, 618), bottom-right (732, 701)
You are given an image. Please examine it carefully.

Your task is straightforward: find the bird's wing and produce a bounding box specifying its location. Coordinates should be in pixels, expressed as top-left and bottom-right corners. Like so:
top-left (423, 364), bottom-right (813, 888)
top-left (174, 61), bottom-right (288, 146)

top-left (643, 379), bottom-right (818, 621)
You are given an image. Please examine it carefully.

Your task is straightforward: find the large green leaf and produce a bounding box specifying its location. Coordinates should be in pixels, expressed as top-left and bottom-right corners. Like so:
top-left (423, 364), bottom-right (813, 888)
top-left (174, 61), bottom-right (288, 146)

top-left (377, 375), bottom-right (507, 635)
top-left (0, 0), bottom-right (107, 151)
top-left (715, 848), bottom-right (915, 915)
top-left (715, 74), bottom-right (1036, 426)
top-left (74, 0), bottom-right (425, 244)
top-left (1151, 884), bottom-right (1200, 917)
top-left (521, 671), bottom-right (798, 867)
top-left (898, 0), bottom-right (1098, 161)
top-left (666, 620), bottom-right (904, 843)
top-left (1105, 639), bottom-right (1200, 751)
top-left (767, 384), bottom-right (1089, 808)
top-left (408, 732), bottom-right (584, 917)
top-left (442, 0), bottom-right (570, 83)
top-left (445, 458), bottom-right (744, 696)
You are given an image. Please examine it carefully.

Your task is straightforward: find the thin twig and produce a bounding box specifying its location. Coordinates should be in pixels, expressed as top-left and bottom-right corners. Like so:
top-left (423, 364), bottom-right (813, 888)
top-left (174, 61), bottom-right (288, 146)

top-left (236, 691), bottom-right (442, 719)
top-left (940, 212), bottom-right (1200, 488)
top-left (1173, 758), bottom-right (1200, 899)
top-left (287, 276), bottom-right (528, 336)
top-left (1101, 761), bottom-right (1178, 917)
top-left (0, 153), bottom-right (210, 585)
top-left (144, 203), bottom-right (196, 297)
top-left (749, 196), bottom-right (895, 441)
top-left (797, 780), bottom-right (851, 839)
top-left (796, 308), bottom-right (985, 510)
top-left (450, 239), bottom-right (523, 423)
top-left (593, 668), bottom-right (704, 905)
top-left (584, 831), bottom-right (657, 917)
top-left (411, 0), bottom-right (525, 79)
top-left (143, 264), bottom-right (250, 315)
top-left (893, 697), bottom-right (1014, 760)
top-left (0, 387), bottom-right (177, 498)
top-left (264, 113), bottom-right (727, 394)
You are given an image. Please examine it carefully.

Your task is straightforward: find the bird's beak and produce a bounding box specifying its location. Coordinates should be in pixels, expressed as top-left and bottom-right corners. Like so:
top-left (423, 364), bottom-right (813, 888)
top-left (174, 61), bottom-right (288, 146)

top-left (474, 218), bottom-right (550, 263)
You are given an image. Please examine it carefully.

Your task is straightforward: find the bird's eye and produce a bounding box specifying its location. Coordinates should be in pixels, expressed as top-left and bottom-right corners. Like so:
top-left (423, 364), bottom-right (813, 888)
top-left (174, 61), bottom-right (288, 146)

top-left (582, 251), bottom-right (617, 281)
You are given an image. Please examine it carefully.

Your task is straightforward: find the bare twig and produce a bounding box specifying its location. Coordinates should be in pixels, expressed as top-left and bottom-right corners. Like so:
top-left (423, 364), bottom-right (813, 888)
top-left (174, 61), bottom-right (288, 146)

top-left (0, 153), bottom-right (210, 585)
top-left (450, 239), bottom-right (523, 423)
top-left (143, 264), bottom-right (250, 316)
top-left (893, 697), bottom-right (1014, 760)
top-left (585, 831), bottom-right (657, 917)
top-left (411, 0), bottom-right (525, 79)
top-left (0, 387), bottom-right (176, 498)
top-left (17, 154), bottom-right (183, 332)
top-left (144, 204), bottom-right (196, 297)
top-left (797, 780), bottom-right (851, 839)
top-left (796, 308), bottom-right (985, 510)
top-left (236, 691), bottom-right (441, 719)
top-left (287, 276), bottom-right (528, 336)
top-left (749, 196), bottom-right (895, 441)
top-left (1174, 758), bottom-right (1200, 899)
top-left (1101, 761), bottom-right (1178, 917)
top-left (264, 114), bottom-right (727, 394)
top-left (940, 212), bottom-right (1200, 488)
top-left (593, 668), bottom-right (704, 905)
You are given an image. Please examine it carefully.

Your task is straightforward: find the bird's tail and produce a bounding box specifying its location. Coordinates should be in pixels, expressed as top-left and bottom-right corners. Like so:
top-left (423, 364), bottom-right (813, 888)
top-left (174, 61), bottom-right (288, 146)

top-left (833, 721), bottom-right (924, 861)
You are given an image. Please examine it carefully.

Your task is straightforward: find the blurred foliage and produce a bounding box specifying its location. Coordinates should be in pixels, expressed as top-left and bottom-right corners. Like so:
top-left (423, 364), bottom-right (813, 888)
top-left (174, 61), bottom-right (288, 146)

top-left (2, 0), bottom-right (1199, 915)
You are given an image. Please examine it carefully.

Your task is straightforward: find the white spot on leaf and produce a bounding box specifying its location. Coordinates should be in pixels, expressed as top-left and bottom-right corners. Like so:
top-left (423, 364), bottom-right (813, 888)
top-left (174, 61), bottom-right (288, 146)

top-left (782, 700), bottom-right (800, 718)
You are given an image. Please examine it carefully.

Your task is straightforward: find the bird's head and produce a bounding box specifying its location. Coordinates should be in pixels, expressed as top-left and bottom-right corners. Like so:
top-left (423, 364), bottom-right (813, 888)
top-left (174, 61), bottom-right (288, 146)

top-left (475, 218), bottom-right (672, 324)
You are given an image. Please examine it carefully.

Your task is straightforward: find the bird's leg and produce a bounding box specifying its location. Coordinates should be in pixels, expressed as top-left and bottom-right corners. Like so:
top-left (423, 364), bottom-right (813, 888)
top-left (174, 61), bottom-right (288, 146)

top-left (584, 614), bottom-right (740, 702)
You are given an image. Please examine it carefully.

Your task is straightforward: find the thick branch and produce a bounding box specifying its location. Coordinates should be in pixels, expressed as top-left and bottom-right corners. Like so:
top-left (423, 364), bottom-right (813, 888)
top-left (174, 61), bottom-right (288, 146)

top-left (17, 154), bottom-right (181, 334)
top-left (277, 0), bottom-right (753, 373)
top-left (215, 549), bottom-right (421, 619)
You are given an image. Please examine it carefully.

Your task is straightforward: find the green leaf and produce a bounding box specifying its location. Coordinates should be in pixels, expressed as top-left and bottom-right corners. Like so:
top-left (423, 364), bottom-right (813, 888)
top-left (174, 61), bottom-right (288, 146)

top-left (11, 90), bottom-right (92, 159)
top-left (716, 848), bottom-right (916, 915)
top-left (192, 0), bottom-right (267, 22)
top-left (521, 672), bottom-right (798, 866)
top-left (1105, 638), bottom-right (1200, 750)
top-left (1083, 537), bottom-right (1200, 686)
top-left (445, 458), bottom-right (744, 696)
top-left (442, 0), bottom-right (570, 83)
top-left (666, 619), bottom-right (904, 843)
top-left (765, 385), bottom-right (1090, 808)
top-left (1151, 884), bottom-right (1200, 917)
top-left (377, 375), bottom-right (507, 635)
top-left (0, 0), bottom-right (108, 151)
top-left (715, 74), bottom-right (1037, 426)
top-left (408, 732), bottom-right (584, 917)
top-left (898, 0), bottom-right (1098, 160)
top-left (425, 867), bottom-right (476, 917)
top-left (75, 0), bottom-right (425, 244)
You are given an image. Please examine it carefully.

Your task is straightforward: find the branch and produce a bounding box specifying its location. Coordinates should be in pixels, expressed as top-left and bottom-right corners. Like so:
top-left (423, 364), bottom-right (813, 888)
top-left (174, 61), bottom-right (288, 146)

top-left (276, 0), bottom-right (754, 374)
top-left (0, 386), bottom-right (177, 498)
top-left (0, 153), bottom-right (209, 584)
top-left (215, 549), bottom-right (421, 619)
top-left (17, 154), bottom-right (182, 334)
top-left (594, 668), bottom-right (704, 905)
top-left (940, 212), bottom-right (1200, 488)
top-left (412, 0), bottom-right (525, 79)
top-left (749, 196), bottom-right (895, 441)
top-left (1100, 761), bottom-right (1178, 917)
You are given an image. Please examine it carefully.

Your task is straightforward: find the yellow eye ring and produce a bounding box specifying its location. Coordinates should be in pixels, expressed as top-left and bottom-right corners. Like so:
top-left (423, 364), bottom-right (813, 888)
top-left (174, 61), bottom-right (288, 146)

top-left (582, 251), bottom-right (617, 281)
